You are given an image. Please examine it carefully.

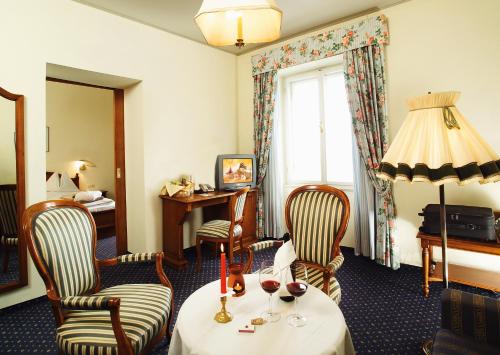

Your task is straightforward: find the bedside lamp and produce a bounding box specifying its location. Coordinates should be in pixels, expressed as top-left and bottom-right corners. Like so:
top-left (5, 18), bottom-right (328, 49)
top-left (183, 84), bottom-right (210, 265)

top-left (377, 91), bottom-right (499, 288)
top-left (77, 159), bottom-right (96, 171)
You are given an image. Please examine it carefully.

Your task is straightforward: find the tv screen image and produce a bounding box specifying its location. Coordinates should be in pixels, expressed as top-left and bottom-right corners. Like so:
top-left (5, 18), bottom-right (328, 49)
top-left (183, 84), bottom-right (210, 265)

top-left (223, 158), bottom-right (253, 184)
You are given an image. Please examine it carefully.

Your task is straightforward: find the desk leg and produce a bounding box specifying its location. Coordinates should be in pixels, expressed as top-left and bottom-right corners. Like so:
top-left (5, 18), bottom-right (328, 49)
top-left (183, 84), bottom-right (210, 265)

top-left (422, 241), bottom-right (430, 298)
top-left (162, 200), bottom-right (189, 269)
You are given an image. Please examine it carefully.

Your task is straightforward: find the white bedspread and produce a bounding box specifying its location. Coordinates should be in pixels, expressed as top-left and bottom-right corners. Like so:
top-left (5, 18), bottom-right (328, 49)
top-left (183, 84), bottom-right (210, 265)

top-left (46, 191), bottom-right (115, 213)
top-left (82, 198), bottom-right (115, 213)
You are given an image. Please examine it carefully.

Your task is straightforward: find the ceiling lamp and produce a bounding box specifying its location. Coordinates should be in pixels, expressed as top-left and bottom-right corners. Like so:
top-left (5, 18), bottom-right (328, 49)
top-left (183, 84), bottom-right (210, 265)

top-left (195, 0), bottom-right (282, 49)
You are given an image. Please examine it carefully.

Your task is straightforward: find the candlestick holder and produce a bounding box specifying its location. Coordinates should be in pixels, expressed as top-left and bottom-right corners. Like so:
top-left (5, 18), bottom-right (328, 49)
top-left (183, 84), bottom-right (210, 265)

top-left (214, 296), bottom-right (232, 323)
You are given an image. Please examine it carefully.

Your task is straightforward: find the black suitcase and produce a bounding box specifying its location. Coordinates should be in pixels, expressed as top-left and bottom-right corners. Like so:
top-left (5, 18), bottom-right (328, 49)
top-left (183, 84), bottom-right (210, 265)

top-left (419, 204), bottom-right (497, 242)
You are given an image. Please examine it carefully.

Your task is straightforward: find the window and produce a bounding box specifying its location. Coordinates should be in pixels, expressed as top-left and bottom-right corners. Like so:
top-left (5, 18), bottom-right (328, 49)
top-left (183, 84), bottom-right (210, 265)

top-left (283, 65), bottom-right (354, 186)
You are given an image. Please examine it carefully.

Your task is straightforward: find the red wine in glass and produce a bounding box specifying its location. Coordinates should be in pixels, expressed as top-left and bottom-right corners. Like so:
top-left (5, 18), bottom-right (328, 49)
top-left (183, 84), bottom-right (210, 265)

top-left (286, 263), bottom-right (308, 327)
top-left (286, 282), bottom-right (308, 297)
top-left (259, 260), bottom-right (281, 322)
top-left (261, 279), bottom-right (280, 294)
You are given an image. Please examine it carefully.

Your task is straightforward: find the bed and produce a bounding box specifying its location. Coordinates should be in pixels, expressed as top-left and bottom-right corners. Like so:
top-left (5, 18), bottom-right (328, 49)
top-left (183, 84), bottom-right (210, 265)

top-left (45, 172), bottom-right (116, 239)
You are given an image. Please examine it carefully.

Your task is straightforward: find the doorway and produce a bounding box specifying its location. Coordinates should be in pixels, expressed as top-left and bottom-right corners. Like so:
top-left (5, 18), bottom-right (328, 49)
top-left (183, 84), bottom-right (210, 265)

top-left (45, 77), bottom-right (127, 255)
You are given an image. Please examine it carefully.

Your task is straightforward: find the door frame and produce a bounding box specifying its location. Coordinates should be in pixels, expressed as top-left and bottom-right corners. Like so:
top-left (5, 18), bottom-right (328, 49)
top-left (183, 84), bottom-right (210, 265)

top-left (46, 77), bottom-right (128, 254)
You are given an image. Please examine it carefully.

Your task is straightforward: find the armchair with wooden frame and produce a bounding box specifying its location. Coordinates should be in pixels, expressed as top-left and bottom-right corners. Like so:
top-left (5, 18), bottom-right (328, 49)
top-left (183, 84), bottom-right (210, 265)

top-left (195, 187), bottom-right (250, 271)
top-left (23, 200), bottom-right (174, 355)
top-left (244, 185), bottom-right (350, 304)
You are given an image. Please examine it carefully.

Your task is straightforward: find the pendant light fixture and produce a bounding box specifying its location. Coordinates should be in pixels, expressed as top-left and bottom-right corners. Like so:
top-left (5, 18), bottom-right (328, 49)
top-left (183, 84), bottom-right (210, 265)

top-left (195, 0), bottom-right (282, 49)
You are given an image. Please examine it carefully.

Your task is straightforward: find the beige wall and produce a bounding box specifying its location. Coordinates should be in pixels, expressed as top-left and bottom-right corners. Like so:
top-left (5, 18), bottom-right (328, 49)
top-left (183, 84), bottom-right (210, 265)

top-left (0, 98), bottom-right (16, 185)
top-left (46, 81), bottom-right (115, 198)
top-left (237, 0), bottom-right (500, 269)
top-left (0, 0), bottom-right (236, 308)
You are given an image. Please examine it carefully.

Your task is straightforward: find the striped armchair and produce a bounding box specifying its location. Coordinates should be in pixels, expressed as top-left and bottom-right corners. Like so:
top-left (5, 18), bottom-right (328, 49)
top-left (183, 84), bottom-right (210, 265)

top-left (425, 289), bottom-right (500, 355)
top-left (0, 184), bottom-right (18, 273)
top-left (285, 185), bottom-right (350, 304)
top-left (195, 187), bottom-right (250, 271)
top-left (23, 200), bottom-right (174, 355)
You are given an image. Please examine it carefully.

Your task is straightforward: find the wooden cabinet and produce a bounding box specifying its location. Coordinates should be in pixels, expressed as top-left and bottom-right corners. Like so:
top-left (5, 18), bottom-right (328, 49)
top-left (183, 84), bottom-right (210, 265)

top-left (160, 188), bottom-right (258, 269)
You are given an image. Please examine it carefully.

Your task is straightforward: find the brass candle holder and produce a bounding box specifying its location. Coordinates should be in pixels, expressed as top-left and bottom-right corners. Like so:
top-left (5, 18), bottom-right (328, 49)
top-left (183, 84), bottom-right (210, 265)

top-left (214, 296), bottom-right (232, 323)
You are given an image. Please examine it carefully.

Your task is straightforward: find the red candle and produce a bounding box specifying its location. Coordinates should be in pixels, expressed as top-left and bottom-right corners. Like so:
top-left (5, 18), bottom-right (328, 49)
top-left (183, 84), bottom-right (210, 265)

top-left (220, 244), bottom-right (227, 294)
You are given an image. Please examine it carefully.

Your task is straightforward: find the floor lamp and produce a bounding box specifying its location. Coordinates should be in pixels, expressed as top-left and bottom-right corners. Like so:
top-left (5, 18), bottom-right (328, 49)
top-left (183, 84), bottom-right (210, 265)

top-left (377, 91), bottom-right (500, 288)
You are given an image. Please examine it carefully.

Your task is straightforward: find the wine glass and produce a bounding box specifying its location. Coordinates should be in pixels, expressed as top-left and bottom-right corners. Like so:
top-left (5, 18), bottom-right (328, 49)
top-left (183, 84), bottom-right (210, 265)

top-left (286, 262), bottom-right (308, 327)
top-left (259, 260), bottom-right (281, 322)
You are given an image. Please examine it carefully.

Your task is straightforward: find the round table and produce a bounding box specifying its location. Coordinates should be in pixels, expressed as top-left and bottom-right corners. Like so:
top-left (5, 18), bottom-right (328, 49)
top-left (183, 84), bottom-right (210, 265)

top-left (168, 275), bottom-right (355, 355)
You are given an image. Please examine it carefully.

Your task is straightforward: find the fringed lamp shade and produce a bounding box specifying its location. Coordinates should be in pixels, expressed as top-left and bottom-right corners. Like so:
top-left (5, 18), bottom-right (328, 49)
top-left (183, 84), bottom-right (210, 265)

top-left (377, 91), bottom-right (499, 291)
top-left (195, 0), bottom-right (282, 47)
top-left (378, 92), bottom-right (500, 185)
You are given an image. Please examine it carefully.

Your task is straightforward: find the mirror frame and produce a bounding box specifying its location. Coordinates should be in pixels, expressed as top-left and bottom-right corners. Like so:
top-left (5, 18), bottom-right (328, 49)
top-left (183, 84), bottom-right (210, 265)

top-left (0, 86), bottom-right (27, 293)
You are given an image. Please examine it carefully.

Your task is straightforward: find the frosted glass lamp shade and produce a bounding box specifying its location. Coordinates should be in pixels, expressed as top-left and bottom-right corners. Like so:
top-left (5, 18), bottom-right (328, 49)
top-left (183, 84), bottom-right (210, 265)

top-left (195, 0), bottom-right (282, 47)
top-left (377, 91), bottom-right (500, 185)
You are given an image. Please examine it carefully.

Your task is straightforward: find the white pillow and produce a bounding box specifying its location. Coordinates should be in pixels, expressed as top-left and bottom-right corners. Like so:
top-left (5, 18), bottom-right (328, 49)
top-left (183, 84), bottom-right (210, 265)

top-left (46, 172), bottom-right (60, 192)
top-left (58, 172), bottom-right (80, 192)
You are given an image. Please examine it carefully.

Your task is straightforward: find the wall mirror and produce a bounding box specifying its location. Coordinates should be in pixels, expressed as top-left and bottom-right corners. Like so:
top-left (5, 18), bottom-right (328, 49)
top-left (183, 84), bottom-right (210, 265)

top-left (0, 86), bottom-right (26, 293)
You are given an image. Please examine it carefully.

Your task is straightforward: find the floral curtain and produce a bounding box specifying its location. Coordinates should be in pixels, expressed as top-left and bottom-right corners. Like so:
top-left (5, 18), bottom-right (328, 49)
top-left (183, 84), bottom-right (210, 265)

top-left (254, 70), bottom-right (278, 238)
top-left (343, 45), bottom-right (399, 269)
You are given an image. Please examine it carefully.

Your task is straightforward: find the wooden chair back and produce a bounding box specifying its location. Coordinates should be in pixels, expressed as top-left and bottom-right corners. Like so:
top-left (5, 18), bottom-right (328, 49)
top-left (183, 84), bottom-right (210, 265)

top-left (285, 185), bottom-right (350, 267)
top-left (229, 187), bottom-right (250, 226)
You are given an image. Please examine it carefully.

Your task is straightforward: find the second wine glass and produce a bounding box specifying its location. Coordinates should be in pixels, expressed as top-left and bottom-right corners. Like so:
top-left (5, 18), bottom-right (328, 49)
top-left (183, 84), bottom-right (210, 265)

top-left (286, 262), bottom-right (308, 327)
top-left (259, 259), bottom-right (281, 322)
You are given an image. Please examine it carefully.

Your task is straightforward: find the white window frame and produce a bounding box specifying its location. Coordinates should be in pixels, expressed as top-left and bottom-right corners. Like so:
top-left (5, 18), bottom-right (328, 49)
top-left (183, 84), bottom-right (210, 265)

top-left (281, 63), bottom-right (354, 190)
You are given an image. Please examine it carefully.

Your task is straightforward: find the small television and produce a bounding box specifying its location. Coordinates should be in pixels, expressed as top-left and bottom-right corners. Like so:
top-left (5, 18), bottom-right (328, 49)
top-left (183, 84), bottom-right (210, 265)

top-left (215, 154), bottom-right (256, 191)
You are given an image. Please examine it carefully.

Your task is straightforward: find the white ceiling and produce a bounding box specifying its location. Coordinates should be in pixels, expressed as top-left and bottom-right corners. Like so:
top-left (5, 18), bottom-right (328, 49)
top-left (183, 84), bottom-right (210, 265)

top-left (74, 0), bottom-right (404, 54)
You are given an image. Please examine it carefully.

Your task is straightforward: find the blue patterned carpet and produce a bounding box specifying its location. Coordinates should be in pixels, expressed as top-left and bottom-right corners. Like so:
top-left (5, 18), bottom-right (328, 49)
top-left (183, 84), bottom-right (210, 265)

top-left (0, 236), bottom-right (496, 354)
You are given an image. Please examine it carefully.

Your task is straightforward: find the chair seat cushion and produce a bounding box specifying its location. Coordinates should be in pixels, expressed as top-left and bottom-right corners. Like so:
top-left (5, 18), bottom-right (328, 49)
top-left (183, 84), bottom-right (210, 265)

top-left (432, 329), bottom-right (500, 355)
top-left (304, 266), bottom-right (341, 304)
top-left (57, 284), bottom-right (172, 354)
top-left (196, 220), bottom-right (242, 239)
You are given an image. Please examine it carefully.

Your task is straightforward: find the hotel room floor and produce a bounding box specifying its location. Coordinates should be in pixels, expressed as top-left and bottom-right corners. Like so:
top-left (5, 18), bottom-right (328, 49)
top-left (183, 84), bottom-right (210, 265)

top-left (0, 237), bottom-right (496, 354)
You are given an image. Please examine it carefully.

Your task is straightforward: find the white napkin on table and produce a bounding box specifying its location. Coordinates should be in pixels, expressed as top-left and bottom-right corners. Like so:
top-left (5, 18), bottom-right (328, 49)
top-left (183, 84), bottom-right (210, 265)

top-left (273, 241), bottom-right (297, 298)
top-left (273, 240), bottom-right (297, 275)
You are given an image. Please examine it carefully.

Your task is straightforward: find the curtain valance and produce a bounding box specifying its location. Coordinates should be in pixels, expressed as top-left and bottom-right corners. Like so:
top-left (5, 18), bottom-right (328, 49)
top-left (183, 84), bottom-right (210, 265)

top-left (251, 15), bottom-right (388, 76)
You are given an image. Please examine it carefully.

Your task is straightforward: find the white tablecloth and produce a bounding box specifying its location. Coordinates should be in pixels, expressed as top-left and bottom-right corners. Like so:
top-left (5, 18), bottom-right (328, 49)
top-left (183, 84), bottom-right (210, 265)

top-left (168, 275), bottom-right (355, 355)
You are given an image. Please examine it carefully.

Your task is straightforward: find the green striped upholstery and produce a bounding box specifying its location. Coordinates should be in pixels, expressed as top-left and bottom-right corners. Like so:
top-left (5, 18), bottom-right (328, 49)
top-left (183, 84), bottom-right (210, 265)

top-left (57, 284), bottom-right (172, 354)
top-left (234, 192), bottom-right (247, 221)
top-left (197, 220), bottom-right (242, 239)
top-left (249, 240), bottom-right (282, 252)
top-left (1, 236), bottom-right (18, 247)
top-left (32, 207), bottom-right (97, 297)
top-left (289, 191), bottom-right (345, 267)
top-left (118, 252), bottom-right (156, 264)
top-left (328, 254), bottom-right (344, 272)
top-left (301, 266), bottom-right (341, 304)
top-left (61, 295), bottom-right (114, 310)
top-left (0, 185), bottom-right (17, 237)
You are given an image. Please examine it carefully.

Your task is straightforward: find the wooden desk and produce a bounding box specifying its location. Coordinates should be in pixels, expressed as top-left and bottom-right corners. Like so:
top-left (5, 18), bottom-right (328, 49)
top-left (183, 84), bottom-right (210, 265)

top-left (160, 189), bottom-right (257, 269)
top-left (417, 231), bottom-right (500, 297)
